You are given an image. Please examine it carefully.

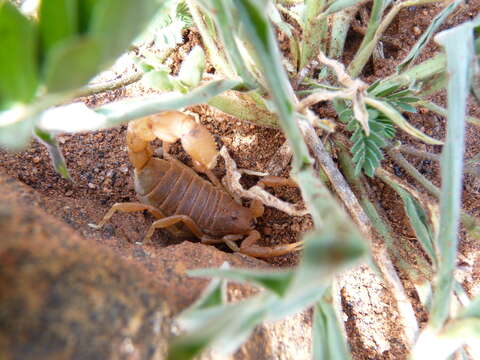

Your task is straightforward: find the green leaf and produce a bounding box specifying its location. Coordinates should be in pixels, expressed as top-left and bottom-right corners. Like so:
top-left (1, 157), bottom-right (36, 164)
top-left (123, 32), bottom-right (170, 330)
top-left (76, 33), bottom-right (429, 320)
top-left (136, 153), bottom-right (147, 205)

top-left (300, 0), bottom-right (328, 69)
top-left (351, 145), bottom-right (365, 163)
top-left (337, 104), bottom-right (392, 178)
top-left (400, 97), bottom-right (420, 103)
top-left (429, 19), bottom-right (475, 329)
top-left (0, 107), bottom-right (34, 150)
top-left (329, 7), bottom-right (356, 59)
top-left (176, 1), bottom-right (193, 27)
top-left (392, 101), bottom-right (418, 113)
top-left (350, 138), bottom-right (364, 154)
top-left (0, 1), bottom-right (38, 107)
top-left (198, 0), bottom-right (258, 88)
top-left (39, 0), bottom-right (78, 56)
top-left (313, 295), bottom-right (352, 360)
top-left (386, 88), bottom-right (412, 99)
top-left (460, 296), bottom-right (480, 318)
top-left (371, 55), bottom-right (446, 97)
top-left (188, 268), bottom-right (295, 296)
top-left (93, 79), bottom-right (242, 128)
top-left (33, 127), bottom-right (71, 180)
top-left (384, 177), bottom-right (436, 263)
top-left (89, 0), bottom-right (161, 66)
top-left (320, 0), bottom-right (363, 18)
top-left (178, 45), bottom-right (205, 89)
top-left (346, 0), bottom-right (386, 77)
top-left (184, 266), bottom-right (227, 312)
top-left (78, 0), bottom-right (96, 33)
top-left (365, 97), bottom-right (442, 145)
top-left (36, 80), bottom-right (240, 135)
top-left (43, 37), bottom-right (101, 93)
top-left (142, 70), bottom-right (174, 91)
top-left (168, 294), bottom-right (274, 360)
top-left (363, 157), bottom-right (377, 177)
top-left (374, 84), bottom-right (400, 97)
top-left (265, 285), bottom-right (327, 322)
top-left (299, 229), bottom-right (366, 274)
top-left (367, 130), bottom-right (386, 147)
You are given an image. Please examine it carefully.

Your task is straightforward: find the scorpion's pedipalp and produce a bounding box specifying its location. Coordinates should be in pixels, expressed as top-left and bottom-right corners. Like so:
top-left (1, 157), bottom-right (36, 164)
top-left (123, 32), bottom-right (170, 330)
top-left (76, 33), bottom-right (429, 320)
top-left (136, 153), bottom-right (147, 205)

top-left (149, 111), bottom-right (219, 170)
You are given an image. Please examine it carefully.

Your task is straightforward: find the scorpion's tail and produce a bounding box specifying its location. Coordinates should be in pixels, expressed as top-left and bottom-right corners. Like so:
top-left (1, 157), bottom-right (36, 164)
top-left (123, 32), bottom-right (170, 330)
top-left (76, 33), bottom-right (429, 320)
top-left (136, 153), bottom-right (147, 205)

top-left (127, 111), bottom-right (219, 172)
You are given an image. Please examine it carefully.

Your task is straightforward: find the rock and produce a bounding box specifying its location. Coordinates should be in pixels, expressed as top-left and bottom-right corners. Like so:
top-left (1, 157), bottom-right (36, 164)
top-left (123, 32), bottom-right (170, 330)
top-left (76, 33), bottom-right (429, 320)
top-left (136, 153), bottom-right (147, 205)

top-left (337, 265), bottom-right (409, 359)
top-left (0, 173), bottom-right (312, 359)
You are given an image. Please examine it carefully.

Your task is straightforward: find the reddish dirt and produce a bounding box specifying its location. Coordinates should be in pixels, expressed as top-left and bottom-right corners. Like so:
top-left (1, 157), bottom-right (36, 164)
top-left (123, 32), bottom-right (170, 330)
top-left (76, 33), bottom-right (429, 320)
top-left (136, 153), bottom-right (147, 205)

top-left (1, 2), bottom-right (480, 360)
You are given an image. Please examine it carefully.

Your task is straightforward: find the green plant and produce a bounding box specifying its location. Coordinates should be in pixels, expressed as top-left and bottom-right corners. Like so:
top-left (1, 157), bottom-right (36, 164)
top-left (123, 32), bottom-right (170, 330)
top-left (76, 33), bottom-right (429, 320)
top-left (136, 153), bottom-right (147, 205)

top-left (161, 1), bottom-right (480, 359)
top-left (1, 0), bottom-right (479, 359)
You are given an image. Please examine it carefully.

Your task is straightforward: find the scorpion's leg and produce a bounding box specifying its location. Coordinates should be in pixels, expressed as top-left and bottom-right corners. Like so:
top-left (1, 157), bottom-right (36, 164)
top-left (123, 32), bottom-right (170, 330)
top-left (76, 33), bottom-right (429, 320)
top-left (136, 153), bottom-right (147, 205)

top-left (248, 176), bottom-right (296, 220)
top-left (201, 234), bottom-right (244, 253)
top-left (238, 230), bottom-right (304, 258)
top-left (89, 202), bottom-right (184, 237)
top-left (257, 175), bottom-right (298, 189)
top-left (249, 199), bottom-right (265, 218)
top-left (144, 215), bottom-right (205, 243)
top-left (248, 175), bottom-right (300, 219)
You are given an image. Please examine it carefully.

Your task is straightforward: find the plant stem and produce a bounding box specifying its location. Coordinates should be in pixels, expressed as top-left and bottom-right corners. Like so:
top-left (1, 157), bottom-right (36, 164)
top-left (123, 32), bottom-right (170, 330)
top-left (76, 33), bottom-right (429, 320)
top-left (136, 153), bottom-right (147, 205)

top-left (186, 1), bottom-right (234, 78)
top-left (302, 124), bottom-right (419, 346)
top-left (417, 100), bottom-right (480, 127)
top-left (394, 143), bottom-right (441, 162)
top-left (391, 143), bottom-right (480, 177)
top-left (386, 147), bottom-right (480, 239)
top-left (299, 0), bottom-right (328, 69)
top-left (386, 147), bottom-right (441, 197)
top-left (74, 71), bottom-right (143, 98)
top-left (207, 91), bottom-right (279, 128)
top-left (329, 5), bottom-right (361, 59)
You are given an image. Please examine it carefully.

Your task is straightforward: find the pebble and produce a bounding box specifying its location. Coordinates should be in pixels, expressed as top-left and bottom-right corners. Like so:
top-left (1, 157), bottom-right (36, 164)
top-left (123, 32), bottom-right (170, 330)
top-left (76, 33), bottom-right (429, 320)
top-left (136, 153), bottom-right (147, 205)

top-left (88, 183), bottom-right (96, 189)
top-left (65, 190), bottom-right (73, 196)
top-left (413, 26), bottom-right (421, 36)
top-left (33, 156), bottom-right (41, 164)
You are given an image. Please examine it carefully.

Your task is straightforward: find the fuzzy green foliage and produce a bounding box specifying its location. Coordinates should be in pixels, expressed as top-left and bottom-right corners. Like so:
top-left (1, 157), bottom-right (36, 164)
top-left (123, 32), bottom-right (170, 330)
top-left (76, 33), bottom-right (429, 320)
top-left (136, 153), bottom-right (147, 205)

top-left (337, 104), bottom-right (395, 177)
top-left (335, 85), bottom-right (421, 177)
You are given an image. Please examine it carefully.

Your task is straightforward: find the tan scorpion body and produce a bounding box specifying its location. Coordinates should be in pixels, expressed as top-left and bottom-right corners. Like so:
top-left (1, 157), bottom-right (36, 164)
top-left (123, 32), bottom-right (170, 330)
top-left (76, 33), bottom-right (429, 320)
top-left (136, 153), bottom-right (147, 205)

top-left (91, 111), bottom-right (303, 258)
top-left (135, 157), bottom-right (254, 237)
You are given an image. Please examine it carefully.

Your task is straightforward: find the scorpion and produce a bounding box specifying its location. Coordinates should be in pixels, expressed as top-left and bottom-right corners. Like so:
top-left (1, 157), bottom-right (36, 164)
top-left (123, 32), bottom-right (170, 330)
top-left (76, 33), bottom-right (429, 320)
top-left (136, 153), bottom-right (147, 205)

top-left (91, 111), bottom-right (303, 258)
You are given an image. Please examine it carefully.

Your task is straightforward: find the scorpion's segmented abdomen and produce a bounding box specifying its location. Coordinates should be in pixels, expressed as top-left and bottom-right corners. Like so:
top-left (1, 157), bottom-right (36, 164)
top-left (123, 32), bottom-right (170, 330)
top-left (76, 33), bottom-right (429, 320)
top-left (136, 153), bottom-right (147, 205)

top-left (135, 158), bottom-right (252, 236)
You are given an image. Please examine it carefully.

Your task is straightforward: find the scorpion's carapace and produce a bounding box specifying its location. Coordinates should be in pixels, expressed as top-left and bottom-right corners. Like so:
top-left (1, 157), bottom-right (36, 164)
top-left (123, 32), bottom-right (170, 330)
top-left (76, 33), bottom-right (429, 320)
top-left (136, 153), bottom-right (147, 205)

top-left (91, 111), bottom-right (303, 258)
